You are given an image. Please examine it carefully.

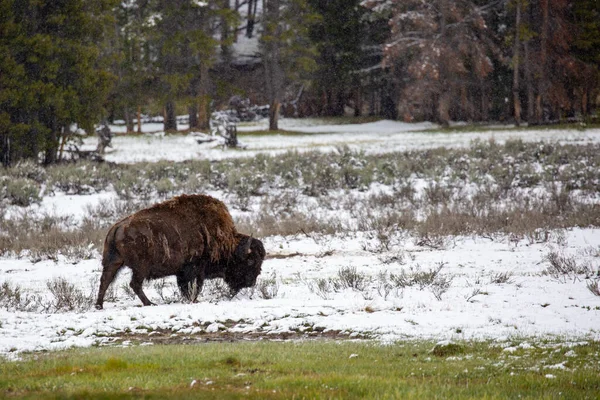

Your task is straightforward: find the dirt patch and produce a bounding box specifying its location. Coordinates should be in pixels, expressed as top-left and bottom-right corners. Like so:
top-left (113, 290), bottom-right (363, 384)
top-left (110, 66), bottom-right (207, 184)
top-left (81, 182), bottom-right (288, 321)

top-left (104, 328), bottom-right (354, 346)
top-left (265, 252), bottom-right (303, 260)
top-left (266, 250), bottom-right (334, 259)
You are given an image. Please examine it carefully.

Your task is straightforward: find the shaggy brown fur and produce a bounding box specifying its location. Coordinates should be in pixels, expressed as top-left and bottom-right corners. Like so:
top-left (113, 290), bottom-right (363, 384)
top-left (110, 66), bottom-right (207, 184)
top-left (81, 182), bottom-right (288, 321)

top-left (95, 194), bottom-right (265, 309)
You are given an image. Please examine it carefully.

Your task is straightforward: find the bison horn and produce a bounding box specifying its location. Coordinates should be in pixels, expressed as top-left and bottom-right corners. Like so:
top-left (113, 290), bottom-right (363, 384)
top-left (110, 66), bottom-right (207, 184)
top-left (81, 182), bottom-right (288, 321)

top-left (245, 234), bottom-right (253, 254)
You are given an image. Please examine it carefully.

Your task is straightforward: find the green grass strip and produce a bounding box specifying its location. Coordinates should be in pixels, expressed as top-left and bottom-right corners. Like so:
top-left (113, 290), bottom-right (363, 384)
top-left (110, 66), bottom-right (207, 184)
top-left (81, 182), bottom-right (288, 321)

top-left (1, 340), bottom-right (599, 399)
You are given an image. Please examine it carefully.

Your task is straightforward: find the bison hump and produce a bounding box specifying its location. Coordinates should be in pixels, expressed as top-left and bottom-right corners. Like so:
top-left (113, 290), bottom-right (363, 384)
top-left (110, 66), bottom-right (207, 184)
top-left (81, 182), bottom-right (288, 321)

top-left (122, 194), bottom-right (238, 263)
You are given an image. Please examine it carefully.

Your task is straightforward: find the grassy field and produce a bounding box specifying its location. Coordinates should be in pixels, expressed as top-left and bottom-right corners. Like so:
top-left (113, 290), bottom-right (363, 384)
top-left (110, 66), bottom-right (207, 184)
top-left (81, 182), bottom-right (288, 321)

top-left (1, 340), bottom-right (599, 399)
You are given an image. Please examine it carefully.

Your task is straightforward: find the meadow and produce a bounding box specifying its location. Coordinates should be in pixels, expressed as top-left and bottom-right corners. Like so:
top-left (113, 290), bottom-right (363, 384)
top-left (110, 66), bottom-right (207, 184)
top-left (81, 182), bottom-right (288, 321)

top-left (2, 340), bottom-right (599, 399)
top-left (0, 119), bottom-right (599, 396)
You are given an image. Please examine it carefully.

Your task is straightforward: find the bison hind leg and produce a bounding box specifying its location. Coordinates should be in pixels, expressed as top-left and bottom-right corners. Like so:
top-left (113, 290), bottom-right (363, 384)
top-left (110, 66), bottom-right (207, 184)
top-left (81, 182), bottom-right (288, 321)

top-left (96, 259), bottom-right (124, 310)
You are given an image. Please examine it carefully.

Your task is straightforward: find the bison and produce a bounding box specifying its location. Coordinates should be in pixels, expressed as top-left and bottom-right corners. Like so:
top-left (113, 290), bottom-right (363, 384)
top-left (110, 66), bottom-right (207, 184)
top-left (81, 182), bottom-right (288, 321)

top-left (95, 194), bottom-right (265, 309)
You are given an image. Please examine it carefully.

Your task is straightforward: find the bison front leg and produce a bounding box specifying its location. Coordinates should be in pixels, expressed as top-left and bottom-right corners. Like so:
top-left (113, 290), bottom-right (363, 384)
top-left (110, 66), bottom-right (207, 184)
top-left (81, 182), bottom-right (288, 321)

top-left (130, 271), bottom-right (155, 306)
top-left (177, 276), bottom-right (204, 303)
top-left (176, 263), bottom-right (204, 303)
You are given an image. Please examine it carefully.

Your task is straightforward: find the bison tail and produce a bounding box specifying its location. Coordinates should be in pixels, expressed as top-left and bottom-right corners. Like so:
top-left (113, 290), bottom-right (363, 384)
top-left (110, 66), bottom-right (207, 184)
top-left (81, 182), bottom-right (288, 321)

top-left (96, 224), bottom-right (125, 310)
top-left (102, 224), bottom-right (124, 268)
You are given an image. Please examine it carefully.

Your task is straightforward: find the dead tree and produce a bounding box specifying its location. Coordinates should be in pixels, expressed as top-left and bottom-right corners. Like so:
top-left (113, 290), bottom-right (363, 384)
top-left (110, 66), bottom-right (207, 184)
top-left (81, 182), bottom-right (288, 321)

top-left (96, 123), bottom-right (113, 155)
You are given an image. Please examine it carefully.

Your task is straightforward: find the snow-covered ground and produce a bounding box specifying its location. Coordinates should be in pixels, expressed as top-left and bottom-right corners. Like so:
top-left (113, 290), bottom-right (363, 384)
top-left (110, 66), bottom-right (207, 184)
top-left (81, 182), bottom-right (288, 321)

top-left (2, 118), bottom-right (600, 359)
top-left (85, 118), bottom-right (600, 163)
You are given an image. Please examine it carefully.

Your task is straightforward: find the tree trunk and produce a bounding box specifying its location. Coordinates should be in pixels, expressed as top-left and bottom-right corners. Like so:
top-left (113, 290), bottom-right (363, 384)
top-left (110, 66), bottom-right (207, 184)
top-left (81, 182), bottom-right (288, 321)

top-left (336, 91), bottom-right (346, 116)
top-left (269, 100), bottom-right (280, 131)
top-left (198, 95), bottom-right (210, 130)
top-left (524, 40), bottom-right (536, 124)
top-left (188, 103), bottom-right (199, 129)
top-left (137, 105), bottom-right (142, 134)
top-left (381, 83), bottom-right (397, 120)
top-left (58, 124), bottom-right (70, 162)
top-left (325, 89), bottom-right (342, 116)
top-left (124, 109), bottom-right (134, 133)
top-left (263, 0), bottom-right (283, 131)
top-left (535, 94), bottom-right (543, 122)
top-left (460, 85), bottom-right (468, 121)
top-left (437, 92), bottom-right (451, 127)
top-left (512, 0), bottom-right (522, 126)
top-left (247, 0), bottom-right (257, 38)
top-left (354, 86), bottom-right (362, 117)
top-left (43, 111), bottom-right (59, 165)
top-left (480, 79), bottom-right (488, 121)
top-left (234, 0), bottom-right (240, 42)
top-left (27, 111), bottom-right (39, 163)
top-left (164, 101), bottom-right (177, 132)
top-left (0, 130), bottom-right (9, 167)
top-left (221, 0), bottom-right (231, 62)
top-left (197, 63), bottom-right (210, 130)
top-left (44, 129), bottom-right (58, 165)
top-left (538, 0), bottom-right (549, 122)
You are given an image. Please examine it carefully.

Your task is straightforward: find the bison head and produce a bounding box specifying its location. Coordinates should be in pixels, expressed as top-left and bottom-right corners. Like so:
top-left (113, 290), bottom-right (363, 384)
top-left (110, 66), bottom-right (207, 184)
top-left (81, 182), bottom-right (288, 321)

top-left (225, 235), bottom-right (265, 294)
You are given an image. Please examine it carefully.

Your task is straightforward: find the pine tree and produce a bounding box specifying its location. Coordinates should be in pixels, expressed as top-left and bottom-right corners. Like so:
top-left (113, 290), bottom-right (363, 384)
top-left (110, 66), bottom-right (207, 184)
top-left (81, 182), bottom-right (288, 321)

top-left (525, 0), bottom-right (573, 123)
top-left (108, 0), bottom-right (155, 133)
top-left (150, 0), bottom-right (228, 132)
top-left (571, 0), bottom-right (600, 116)
top-left (0, 0), bottom-right (116, 166)
top-left (261, 0), bottom-right (318, 130)
top-left (509, 0), bottom-right (592, 123)
top-left (572, 0), bottom-right (600, 65)
top-left (375, 0), bottom-right (502, 125)
top-left (308, 0), bottom-right (366, 116)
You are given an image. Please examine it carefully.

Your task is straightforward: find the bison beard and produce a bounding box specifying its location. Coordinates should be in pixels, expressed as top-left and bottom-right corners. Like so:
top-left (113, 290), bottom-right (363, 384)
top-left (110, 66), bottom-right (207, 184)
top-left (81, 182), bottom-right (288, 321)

top-left (95, 194), bottom-right (265, 309)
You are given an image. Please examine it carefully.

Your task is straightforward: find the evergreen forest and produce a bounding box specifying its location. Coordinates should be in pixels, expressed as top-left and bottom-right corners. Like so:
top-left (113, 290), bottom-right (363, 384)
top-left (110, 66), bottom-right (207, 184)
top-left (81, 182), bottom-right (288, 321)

top-left (1, 0), bottom-right (599, 165)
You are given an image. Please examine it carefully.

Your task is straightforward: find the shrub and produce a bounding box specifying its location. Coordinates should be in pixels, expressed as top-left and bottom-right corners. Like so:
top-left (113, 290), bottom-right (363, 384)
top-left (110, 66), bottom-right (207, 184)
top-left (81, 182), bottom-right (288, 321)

top-left (201, 278), bottom-right (234, 301)
top-left (303, 160), bottom-right (339, 196)
top-left (379, 251), bottom-right (407, 266)
top-left (359, 211), bottom-right (414, 253)
top-left (155, 178), bottom-right (174, 198)
top-left (337, 266), bottom-right (369, 291)
top-left (0, 210), bottom-right (106, 261)
top-left (120, 282), bottom-right (137, 300)
top-left (113, 170), bottom-right (154, 200)
top-left (3, 139), bottom-right (600, 259)
top-left (0, 281), bottom-right (28, 311)
top-left (336, 146), bottom-right (372, 190)
top-left (235, 208), bottom-right (342, 238)
top-left (1, 178), bottom-right (41, 206)
top-left (11, 160), bottom-right (47, 183)
top-left (464, 287), bottom-right (483, 302)
top-left (308, 278), bottom-right (333, 300)
top-left (227, 170), bottom-right (263, 211)
top-left (430, 274), bottom-right (453, 301)
top-left (489, 271), bottom-right (514, 284)
top-left (424, 182), bottom-right (453, 206)
top-left (376, 271), bottom-right (395, 300)
top-left (47, 163), bottom-right (107, 195)
top-left (145, 160), bottom-right (189, 183)
top-left (543, 251), bottom-right (593, 279)
top-left (153, 279), bottom-right (181, 304)
top-left (587, 280), bottom-right (600, 297)
top-left (391, 263), bottom-right (449, 291)
top-left (256, 273), bottom-right (279, 299)
top-left (62, 243), bottom-right (97, 264)
top-left (46, 277), bottom-right (93, 311)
